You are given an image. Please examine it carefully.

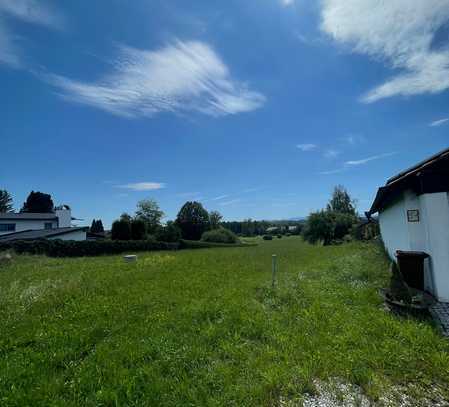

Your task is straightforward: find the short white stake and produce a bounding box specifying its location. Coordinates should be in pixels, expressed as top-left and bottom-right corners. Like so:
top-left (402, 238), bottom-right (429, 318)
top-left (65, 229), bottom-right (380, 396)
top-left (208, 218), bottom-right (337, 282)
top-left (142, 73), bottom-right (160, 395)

top-left (272, 254), bottom-right (277, 288)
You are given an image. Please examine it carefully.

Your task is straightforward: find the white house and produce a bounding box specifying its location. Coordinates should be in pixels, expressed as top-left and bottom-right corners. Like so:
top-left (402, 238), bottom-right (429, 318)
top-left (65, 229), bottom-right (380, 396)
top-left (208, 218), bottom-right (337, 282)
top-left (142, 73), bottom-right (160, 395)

top-left (0, 205), bottom-right (87, 241)
top-left (367, 147), bottom-right (449, 302)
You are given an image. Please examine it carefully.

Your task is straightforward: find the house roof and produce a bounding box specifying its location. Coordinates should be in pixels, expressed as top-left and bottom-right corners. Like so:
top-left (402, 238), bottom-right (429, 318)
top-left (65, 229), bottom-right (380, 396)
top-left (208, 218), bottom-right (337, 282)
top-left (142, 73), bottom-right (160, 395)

top-left (0, 212), bottom-right (58, 221)
top-left (367, 147), bottom-right (449, 216)
top-left (0, 227), bottom-right (88, 242)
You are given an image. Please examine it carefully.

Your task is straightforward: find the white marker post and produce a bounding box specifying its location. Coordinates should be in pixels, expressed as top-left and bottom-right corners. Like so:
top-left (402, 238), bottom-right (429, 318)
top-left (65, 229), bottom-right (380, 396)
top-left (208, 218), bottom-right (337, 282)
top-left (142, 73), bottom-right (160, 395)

top-left (272, 254), bottom-right (277, 288)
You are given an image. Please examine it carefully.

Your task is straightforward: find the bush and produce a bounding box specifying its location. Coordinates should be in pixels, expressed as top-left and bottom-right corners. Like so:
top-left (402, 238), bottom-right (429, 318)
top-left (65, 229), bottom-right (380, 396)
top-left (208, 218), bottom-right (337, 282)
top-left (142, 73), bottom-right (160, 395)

top-left (201, 228), bottom-right (239, 244)
top-left (263, 235), bottom-right (273, 240)
top-left (0, 239), bottom-right (179, 257)
top-left (156, 222), bottom-right (182, 243)
top-left (111, 219), bottom-right (132, 240)
top-left (277, 235), bottom-right (282, 239)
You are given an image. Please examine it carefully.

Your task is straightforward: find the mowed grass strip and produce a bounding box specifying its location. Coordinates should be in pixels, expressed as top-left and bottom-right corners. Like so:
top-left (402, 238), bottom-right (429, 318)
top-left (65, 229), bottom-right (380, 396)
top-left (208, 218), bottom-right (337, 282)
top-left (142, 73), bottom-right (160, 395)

top-left (1, 237), bottom-right (449, 406)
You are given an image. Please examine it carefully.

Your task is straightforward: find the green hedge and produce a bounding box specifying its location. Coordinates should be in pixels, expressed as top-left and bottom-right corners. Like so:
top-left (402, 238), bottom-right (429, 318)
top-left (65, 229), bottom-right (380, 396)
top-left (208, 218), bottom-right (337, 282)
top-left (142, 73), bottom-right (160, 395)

top-left (0, 239), bottom-right (179, 257)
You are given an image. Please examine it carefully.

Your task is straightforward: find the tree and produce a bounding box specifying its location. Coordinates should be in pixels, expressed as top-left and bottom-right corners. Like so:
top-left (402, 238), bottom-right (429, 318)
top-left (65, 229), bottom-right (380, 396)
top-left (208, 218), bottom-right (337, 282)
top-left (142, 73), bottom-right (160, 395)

top-left (120, 212), bottom-right (133, 222)
top-left (209, 210), bottom-right (223, 229)
top-left (90, 219), bottom-right (104, 234)
top-left (0, 190), bottom-right (13, 213)
top-left (130, 218), bottom-right (146, 240)
top-left (135, 199), bottom-right (164, 234)
top-left (302, 210), bottom-right (335, 245)
top-left (155, 221), bottom-right (182, 243)
top-left (111, 219), bottom-right (131, 240)
top-left (326, 185), bottom-right (356, 215)
top-left (21, 191), bottom-right (54, 213)
top-left (175, 201), bottom-right (210, 240)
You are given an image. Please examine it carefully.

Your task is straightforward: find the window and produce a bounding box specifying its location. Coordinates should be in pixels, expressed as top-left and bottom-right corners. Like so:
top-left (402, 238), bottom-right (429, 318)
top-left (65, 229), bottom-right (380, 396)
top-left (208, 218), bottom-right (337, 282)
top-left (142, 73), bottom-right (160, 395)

top-left (44, 222), bottom-right (53, 230)
top-left (0, 224), bottom-right (16, 232)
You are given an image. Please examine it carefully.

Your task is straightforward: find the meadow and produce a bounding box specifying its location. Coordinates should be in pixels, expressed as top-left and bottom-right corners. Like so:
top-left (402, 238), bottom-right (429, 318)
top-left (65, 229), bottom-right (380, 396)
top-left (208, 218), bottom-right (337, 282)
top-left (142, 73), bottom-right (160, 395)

top-left (1, 237), bottom-right (449, 406)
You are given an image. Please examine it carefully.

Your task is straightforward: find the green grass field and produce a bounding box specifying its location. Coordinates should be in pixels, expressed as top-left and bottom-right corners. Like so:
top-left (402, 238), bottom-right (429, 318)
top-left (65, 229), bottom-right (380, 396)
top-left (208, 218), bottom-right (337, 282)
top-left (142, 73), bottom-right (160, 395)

top-left (1, 237), bottom-right (449, 406)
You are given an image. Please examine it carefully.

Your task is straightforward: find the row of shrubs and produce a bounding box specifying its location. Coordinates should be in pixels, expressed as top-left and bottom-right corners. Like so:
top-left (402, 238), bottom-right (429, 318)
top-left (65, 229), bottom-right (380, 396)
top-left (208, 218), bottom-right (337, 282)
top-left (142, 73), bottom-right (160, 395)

top-left (0, 239), bottom-right (179, 257)
top-left (0, 228), bottom-right (242, 258)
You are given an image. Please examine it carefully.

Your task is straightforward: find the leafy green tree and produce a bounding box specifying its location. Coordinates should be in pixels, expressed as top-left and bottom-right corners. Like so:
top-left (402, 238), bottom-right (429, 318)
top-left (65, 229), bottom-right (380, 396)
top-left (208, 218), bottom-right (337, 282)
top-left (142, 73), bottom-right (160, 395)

top-left (0, 190), bottom-right (13, 213)
top-left (111, 219), bottom-right (131, 240)
top-left (135, 199), bottom-right (164, 234)
top-left (302, 210), bottom-right (335, 245)
top-left (155, 221), bottom-right (182, 243)
top-left (21, 191), bottom-right (54, 213)
top-left (326, 185), bottom-right (356, 215)
top-left (120, 213), bottom-right (133, 222)
top-left (209, 210), bottom-right (223, 229)
top-left (130, 218), bottom-right (146, 240)
top-left (90, 219), bottom-right (105, 234)
top-left (175, 201), bottom-right (210, 240)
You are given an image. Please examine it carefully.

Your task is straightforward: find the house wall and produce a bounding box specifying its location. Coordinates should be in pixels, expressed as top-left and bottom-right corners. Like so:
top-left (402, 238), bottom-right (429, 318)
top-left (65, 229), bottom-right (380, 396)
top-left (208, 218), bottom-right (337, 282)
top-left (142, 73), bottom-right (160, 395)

top-left (379, 190), bottom-right (449, 301)
top-left (0, 219), bottom-right (58, 236)
top-left (378, 193), bottom-right (410, 259)
top-left (48, 230), bottom-right (86, 241)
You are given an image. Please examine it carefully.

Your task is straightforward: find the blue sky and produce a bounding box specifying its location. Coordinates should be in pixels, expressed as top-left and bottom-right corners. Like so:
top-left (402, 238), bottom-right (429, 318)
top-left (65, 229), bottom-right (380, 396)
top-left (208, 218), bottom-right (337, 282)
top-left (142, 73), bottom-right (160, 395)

top-left (2, 0), bottom-right (449, 227)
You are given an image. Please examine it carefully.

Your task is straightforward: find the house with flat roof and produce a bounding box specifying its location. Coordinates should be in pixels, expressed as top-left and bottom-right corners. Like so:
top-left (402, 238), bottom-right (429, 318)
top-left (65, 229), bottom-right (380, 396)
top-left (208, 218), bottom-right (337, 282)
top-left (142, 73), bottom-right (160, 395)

top-left (367, 147), bottom-right (449, 302)
top-left (0, 206), bottom-right (87, 241)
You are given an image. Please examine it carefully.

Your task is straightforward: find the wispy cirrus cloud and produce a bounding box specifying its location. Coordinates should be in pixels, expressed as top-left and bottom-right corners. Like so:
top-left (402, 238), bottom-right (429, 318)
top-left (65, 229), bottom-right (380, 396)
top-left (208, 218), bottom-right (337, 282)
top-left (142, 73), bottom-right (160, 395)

top-left (297, 143), bottom-right (317, 152)
top-left (345, 152), bottom-right (396, 166)
top-left (45, 40), bottom-right (265, 118)
top-left (342, 134), bottom-right (365, 145)
top-left (0, 0), bottom-right (63, 68)
top-left (323, 149), bottom-right (340, 159)
top-left (321, 0), bottom-right (449, 103)
top-left (115, 182), bottom-right (166, 191)
top-left (0, 0), bottom-right (63, 28)
top-left (320, 152), bottom-right (396, 174)
top-left (429, 118), bottom-right (449, 127)
top-left (219, 198), bottom-right (241, 206)
top-left (212, 194), bottom-right (230, 201)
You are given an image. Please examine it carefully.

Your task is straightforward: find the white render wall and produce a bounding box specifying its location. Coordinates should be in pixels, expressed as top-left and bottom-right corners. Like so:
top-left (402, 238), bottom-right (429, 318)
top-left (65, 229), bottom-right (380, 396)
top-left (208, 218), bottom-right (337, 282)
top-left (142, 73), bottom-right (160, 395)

top-left (379, 190), bottom-right (449, 301)
top-left (0, 219), bottom-right (58, 235)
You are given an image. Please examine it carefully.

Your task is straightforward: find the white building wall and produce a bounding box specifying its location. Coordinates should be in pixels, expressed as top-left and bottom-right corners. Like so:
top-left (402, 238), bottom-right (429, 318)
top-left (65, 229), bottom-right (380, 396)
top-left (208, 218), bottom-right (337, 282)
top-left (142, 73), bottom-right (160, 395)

top-left (55, 208), bottom-right (72, 228)
top-left (0, 219), bottom-right (58, 235)
top-left (378, 193), bottom-right (410, 259)
top-left (379, 190), bottom-right (449, 301)
top-left (419, 193), bottom-right (449, 301)
top-left (49, 230), bottom-right (86, 241)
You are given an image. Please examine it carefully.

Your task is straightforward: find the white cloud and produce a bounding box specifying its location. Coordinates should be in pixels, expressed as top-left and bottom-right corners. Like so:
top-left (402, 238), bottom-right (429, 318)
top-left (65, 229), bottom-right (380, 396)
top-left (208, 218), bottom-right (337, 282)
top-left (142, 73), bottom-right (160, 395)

top-left (342, 134), bottom-right (365, 145)
top-left (116, 182), bottom-right (166, 191)
top-left (219, 198), bottom-right (241, 206)
top-left (323, 149), bottom-right (340, 158)
top-left (430, 118), bottom-right (449, 127)
top-left (46, 40), bottom-right (265, 118)
top-left (0, 0), bottom-right (63, 68)
top-left (0, 22), bottom-right (20, 67)
top-left (345, 152), bottom-right (396, 166)
top-left (321, 0), bottom-right (449, 103)
top-left (281, 0), bottom-right (294, 6)
top-left (297, 143), bottom-right (317, 151)
top-left (319, 168), bottom-right (347, 175)
top-left (212, 194), bottom-right (230, 201)
top-left (0, 0), bottom-right (62, 29)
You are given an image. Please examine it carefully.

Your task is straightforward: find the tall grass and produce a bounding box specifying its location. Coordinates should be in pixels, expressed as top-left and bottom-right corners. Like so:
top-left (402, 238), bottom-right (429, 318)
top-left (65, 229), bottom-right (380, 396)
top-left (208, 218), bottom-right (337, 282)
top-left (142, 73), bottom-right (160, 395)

top-left (1, 237), bottom-right (448, 406)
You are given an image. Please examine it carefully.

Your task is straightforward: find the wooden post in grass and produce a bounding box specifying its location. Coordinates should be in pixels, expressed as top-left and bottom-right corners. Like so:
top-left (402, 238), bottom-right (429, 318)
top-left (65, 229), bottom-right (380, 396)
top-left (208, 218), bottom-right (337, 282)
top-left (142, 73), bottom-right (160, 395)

top-left (272, 254), bottom-right (277, 288)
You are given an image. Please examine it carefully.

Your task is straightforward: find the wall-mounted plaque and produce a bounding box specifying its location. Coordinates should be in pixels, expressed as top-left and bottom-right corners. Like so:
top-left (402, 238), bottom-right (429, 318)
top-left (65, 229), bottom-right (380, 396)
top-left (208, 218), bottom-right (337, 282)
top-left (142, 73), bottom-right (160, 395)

top-left (407, 209), bottom-right (420, 222)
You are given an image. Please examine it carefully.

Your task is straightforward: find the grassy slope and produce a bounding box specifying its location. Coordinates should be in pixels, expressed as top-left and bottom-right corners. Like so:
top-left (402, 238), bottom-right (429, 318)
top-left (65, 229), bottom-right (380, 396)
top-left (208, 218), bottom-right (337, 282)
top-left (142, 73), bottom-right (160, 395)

top-left (1, 237), bottom-right (449, 406)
